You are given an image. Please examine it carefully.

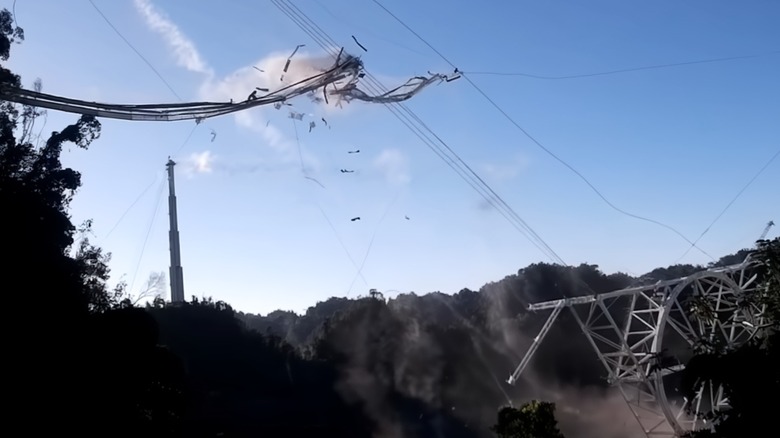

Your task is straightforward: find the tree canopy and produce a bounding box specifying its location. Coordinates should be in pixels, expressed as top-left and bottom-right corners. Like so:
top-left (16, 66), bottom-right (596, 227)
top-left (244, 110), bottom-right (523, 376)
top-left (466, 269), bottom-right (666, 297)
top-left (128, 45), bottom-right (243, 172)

top-left (3, 7), bottom-right (776, 437)
top-left (682, 237), bottom-right (780, 438)
top-left (491, 401), bottom-right (566, 438)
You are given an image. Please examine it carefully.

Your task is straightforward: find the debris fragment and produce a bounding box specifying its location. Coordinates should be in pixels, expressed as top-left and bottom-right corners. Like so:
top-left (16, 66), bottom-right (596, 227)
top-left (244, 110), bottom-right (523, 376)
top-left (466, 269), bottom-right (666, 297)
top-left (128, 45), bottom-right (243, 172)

top-left (304, 176), bottom-right (325, 189)
top-left (284, 44), bottom-right (306, 73)
top-left (348, 149), bottom-right (360, 154)
top-left (253, 66), bottom-right (265, 72)
top-left (256, 87), bottom-right (269, 92)
top-left (307, 90), bottom-right (324, 104)
top-left (289, 111), bottom-right (304, 120)
top-left (289, 44), bottom-right (305, 60)
top-left (446, 73), bottom-right (462, 82)
top-left (351, 35), bottom-right (368, 52)
top-left (405, 215), bottom-right (410, 220)
top-left (340, 169), bottom-right (355, 173)
top-left (350, 217), bottom-right (361, 222)
top-left (247, 90), bottom-right (257, 101)
top-left (308, 121), bottom-right (316, 132)
top-left (329, 72), bottom-right (450, 104)
top-left (210, 130), bottom-right (217, 142)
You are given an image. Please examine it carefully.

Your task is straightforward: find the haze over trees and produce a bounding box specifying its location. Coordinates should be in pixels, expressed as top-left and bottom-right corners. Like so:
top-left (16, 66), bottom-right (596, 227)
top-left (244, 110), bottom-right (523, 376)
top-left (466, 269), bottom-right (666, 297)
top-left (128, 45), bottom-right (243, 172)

top-left (2, 9), bottom-right (777, 438)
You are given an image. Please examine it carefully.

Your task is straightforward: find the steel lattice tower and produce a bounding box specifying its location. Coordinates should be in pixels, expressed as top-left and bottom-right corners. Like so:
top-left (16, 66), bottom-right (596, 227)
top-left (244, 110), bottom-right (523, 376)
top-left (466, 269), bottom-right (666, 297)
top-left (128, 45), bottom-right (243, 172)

top-left (506, 257), bottom-right (767, 437)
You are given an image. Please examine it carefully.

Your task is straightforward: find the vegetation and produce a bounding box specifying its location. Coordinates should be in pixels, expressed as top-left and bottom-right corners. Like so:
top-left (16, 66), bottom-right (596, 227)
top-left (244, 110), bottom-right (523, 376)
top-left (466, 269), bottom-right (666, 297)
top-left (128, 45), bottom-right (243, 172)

top-left (681, 238), bottom-right (780, 438)
top-left (3, 8), bottom-right (776, 438)
top-left (491, 401), bottom-right (565, 438)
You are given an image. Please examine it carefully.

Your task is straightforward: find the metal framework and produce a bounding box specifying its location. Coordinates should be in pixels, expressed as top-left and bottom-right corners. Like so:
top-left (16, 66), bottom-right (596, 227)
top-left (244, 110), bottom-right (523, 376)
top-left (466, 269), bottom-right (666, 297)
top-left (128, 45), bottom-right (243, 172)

top-left (0, 55), bottom-right (363, 122)
top-left (507, 257), bottom-right (767, 437)
top-left (0, 52), bottom-right (453, 123)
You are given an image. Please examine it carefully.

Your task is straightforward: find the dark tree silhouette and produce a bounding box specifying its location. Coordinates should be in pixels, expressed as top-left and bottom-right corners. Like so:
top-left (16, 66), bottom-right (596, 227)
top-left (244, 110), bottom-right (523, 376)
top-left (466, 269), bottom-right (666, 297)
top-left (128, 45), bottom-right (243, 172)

top-left (145, 297), bottom-right (376, 437)
top-left (491, 401), bottom-right (565, 438)
top-left (2, 10), bottom-right (186, 435)
top-left (5, 10), bottom-right (773, 437)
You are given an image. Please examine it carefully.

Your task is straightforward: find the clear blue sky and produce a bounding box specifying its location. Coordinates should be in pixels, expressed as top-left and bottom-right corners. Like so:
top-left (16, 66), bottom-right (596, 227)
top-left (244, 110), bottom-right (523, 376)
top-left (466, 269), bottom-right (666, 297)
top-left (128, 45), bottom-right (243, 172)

top-left (5, 0), bottom-right (779, 314)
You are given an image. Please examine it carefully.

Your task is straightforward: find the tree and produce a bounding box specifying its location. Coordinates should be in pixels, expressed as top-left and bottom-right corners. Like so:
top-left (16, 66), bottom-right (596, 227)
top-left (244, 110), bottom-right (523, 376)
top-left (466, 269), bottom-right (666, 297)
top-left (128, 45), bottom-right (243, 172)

top-left (681, 237), bottom-right (780, 437)
top-left (2, 10), bottom-right (188, 435)
top-left (491, 401), bottom-right (566, 438)
top-left (127, 271), bottom-right (167, 305)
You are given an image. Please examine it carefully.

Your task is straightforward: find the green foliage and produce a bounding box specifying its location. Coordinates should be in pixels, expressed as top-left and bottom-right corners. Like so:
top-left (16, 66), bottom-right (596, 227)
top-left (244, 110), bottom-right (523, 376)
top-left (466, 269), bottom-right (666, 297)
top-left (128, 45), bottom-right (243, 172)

top-left (0, 8), bottom-right (23, 86)
top-left (5, 11), bottom-right (773, 436)
top-left (491, 401), bottom-right (565, 438)
top-left (2, 11), bottom-right (187, 435)
top-left (144, 298), bottom-right (376, 437)
top-left (1, 8), bottom-right (116, 315)
top-left (682, 237), bottom-right (780, 438)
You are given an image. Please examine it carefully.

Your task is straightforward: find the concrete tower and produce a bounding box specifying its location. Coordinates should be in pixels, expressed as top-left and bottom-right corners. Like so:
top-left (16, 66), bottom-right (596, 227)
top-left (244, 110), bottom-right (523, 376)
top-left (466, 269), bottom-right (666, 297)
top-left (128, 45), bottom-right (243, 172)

top-left (166, 158), bottom-right (185, 302)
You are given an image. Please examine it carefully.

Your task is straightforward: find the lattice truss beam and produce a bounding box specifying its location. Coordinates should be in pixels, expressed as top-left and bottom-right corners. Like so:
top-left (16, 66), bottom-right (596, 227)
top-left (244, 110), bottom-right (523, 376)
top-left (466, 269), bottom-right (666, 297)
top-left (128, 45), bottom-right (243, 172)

top-left (0, 53), bottom-right (454, 123)
top-left (507, 258), bottom-right (766, 437)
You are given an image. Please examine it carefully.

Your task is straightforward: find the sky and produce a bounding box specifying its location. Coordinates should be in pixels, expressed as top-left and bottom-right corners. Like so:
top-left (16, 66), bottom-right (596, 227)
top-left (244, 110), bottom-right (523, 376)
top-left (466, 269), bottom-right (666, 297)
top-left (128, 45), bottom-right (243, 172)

top-left (4, 0), bottom-right (779, 315)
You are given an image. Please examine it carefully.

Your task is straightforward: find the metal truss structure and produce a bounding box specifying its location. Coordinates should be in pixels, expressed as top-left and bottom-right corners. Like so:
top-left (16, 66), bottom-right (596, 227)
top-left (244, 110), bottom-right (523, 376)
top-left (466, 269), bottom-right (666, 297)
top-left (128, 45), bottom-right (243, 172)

top-left (507, 256), bottom-right (767, 437)
top-left (0, 55), bottom-right (364, 122)
top-left (0, 53), bottom-right (452, 123)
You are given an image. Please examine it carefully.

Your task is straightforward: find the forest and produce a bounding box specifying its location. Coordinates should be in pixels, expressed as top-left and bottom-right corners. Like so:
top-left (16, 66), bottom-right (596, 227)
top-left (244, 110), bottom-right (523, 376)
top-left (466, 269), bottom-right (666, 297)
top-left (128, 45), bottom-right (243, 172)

top-left (2, 9), bottom-right (777, 438)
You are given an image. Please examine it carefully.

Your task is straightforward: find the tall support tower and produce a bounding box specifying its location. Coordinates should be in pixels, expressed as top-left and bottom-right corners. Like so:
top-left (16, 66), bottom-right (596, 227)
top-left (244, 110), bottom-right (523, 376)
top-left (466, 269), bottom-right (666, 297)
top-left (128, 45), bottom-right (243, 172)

top-left (166, 158), bottom-right (185, 303)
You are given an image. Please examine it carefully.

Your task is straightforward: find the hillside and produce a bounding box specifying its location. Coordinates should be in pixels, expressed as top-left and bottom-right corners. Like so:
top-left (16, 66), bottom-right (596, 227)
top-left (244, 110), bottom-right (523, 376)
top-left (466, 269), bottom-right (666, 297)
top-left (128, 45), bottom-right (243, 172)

top-left (4, 8), bottom-right (775, 437)
top-left (228, 252), bottom-right (753, 437)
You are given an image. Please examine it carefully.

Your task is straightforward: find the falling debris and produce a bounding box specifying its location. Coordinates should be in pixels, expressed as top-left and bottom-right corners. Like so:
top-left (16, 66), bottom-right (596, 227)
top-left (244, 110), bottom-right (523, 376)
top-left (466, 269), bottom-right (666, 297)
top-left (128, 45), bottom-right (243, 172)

top-left (431, 69), bottom-right (461, 82)
top-left (288, 111), bottom-right (305, 121)
top-left (350, 217), bottom-right (361, 222)
top-left (253, 66), bottom-right (265, 72)
top-left (308, 121), bottom-right (316, 132)
top-left (265, 120), bottom-right (271, 127)
top-left (1, 50), bottom-right (455, 124)
top-left (340, 169), bottom-right (355, 173)
top-left (256, 86), bottom-right (269, 92)
top-left (330, 72), bottom-right (455, 104)
top-left (210, 130), bottom-right (217, 142)
top-left (405, 215), bottom-right (410, 220)
top-left (283, 44), bottom-right (306, 75)
top-left (351, 35), bottom-right (368, 52)
top-left (307, 91), bottom-right (324, 104)
top-left (304, 176), bottom-right (325, 189)
top-left (321, 117), bottom-right (328, 127)
top-left (247, 90), bottom-right (257, 101)
top-left (348, 149), bottom-right (360, 154)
